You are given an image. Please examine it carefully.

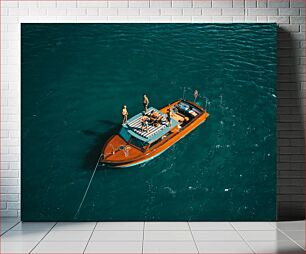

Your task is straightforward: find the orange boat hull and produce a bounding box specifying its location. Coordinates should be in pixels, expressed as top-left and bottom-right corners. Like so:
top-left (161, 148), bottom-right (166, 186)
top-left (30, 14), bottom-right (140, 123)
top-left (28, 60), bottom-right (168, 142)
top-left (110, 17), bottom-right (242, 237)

top-left (100, 100), bottom-right (209, 168)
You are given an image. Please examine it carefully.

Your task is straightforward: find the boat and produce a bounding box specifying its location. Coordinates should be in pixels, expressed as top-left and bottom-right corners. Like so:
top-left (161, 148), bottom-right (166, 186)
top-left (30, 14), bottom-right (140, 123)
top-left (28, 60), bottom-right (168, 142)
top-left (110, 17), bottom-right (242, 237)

top-left (100, 99), bottom-right (209, 168)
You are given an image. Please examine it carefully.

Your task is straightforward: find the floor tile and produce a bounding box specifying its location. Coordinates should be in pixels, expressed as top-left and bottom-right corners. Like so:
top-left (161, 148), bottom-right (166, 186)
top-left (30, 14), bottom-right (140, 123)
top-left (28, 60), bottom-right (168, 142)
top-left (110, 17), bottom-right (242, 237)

top-left (11, 222), bottom-right (55, 231)
top-left (1, 241), bottom-right (37, 253)
top-left (1, 230), bottom-right (48, 242)
top-left (276, 221), bottom-right (305, 231)
top-left (232, 222), bottom-right (276, 231)
top-left (96, 222), bottom-right (144, 231)
top-left (32, 241), bottom-right (87, 253)
top-left (192, 230), bottom-right (242, 241)
top-left (145, 230), bottom-right (193, 241)
top-left (143, 241), bottom-right (198, 253)
top-left (197, 241), bottom-right (253, 253)
top-left (282, 230), bottom-right (305, 249)
top-left (0, 220), bottom-right (21, 234)
top-left (189, 222), bottom-right (233, 231)
top-left (42, 230), bottom-right (92, 242)
top-left (85, 241), bottom-right (142, 253)
top-left (90, 230), bottom-right (143, 241)
top-left (145, 222), bottom-right (189, 230)
top-left (239, 230), bottom-right (290, 241)
top-left (52, 222), bottom-right (96, 231)
top-left (248, 240), bottom-right (304, 253)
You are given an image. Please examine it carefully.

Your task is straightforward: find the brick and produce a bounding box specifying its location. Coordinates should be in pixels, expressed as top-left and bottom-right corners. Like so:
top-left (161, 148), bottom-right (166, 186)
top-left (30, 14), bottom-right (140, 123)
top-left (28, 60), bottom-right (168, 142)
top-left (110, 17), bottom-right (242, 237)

top-left (110, 15), bottom-right (127, 21)
top-left (192, 16), bottom-right (213, 22)
top-left (245, 0), bottom-right (256, 7)
top-left (29, 8), bottom-right (48, 16)
top-left (280, 147), bottom-right (304, 154)
top-left (86, 8), bottom-right (99, 16)
top-left (0, 210), bottom-right (18, 217)
top-left (18, 1), bottom-right (38, 8)
top-left (1, 154), bottom-right (18, 162)
top-left (47, 8), bottom-right (67, 16)
top-left (77, 1), bottom-right (107, 8)
top-left (129, 0), bottom-right (149, 7)
top-left (290, 16), bottom-right (305, 24)
top-left (38, 1), bottom-right (57, 8)
top-left (268, 0), bottom-right (290, 7)
top-left (0, 194), bottom-right (19, 202)
top-left (99, 8), bottom-right (118, 16)
top-left (172, 0), bottom-right (192, 7)
top-left (212, 0), bottom-right (233, 7)
top-left (278, 195), bottom-right (304, 202)
top-left (0, 187), bottom-right (20, 194)
top-left (247, 8), bottom-right (278, 15)
top-left (118, 8), bottom-right (140, 16)
top-left (277, 122), bottom-right (304, 130)
top-left (108, 0), bottom-right (128, 7)
top-left (279, 171), bottom-right (305, 178)
top-left (290, 0), bottom-right (305, 7)
top-left (8, 8), bottom-right (29, 16)
top-left (2, 16), bottom-right (18, 24)
top-left (279, 24), bottom-right (300, 32)
top-left (257, 0), bottom-right (267, 7)
top-left (213, 16), bottom-right (233, 22)
top-left (233, 16), bottom-right (245, 22)
top-left (279, 130), bottom-right (304, 138)
top-left (193, 0), bottom-right (212, 7)
top-left (233, 0), bottom-right (244, 7)
top-left (67, 8), bottom-right (87, 16)
top-left (172, 16), bottom-right (192, 22)
top-left (278, 178), bottom-right (304, 185)
top-left (279, 186), bottom-right (304, 194)
top-left (0, 202), bottom-right (7, 210)
top-left (150, 0), bottom-right (172, 7)
top-left (278, 8), bottom-right (300, 15)
top-left (0, 178), bottom-right (19, 186)
top-left (222, 8), bottom-right (245, 15)
top-left (0, 170), bottom-right (19, 178)
top-left (7, 202), bottom-right (20, 210)
top-left (149, 16), bottom-right (172, 22)
top-left (9, 162), bottom-right (20, 170)
top-left (290, 139), bottom-right (305, 146)
top-left (183, 8), bottom-right (202, 16)
top-left (161, 8), bottom-right (183, 16)
top-left (290, 163), bottom-right (305, 170)
top-left (268, 16), bottom-right (289, 23)
top-left (56, 1), bottom-right (77, 8)
top-left (202, 8), bottom-right (222, 15)
top-left (1, 1), bottom-right (18, 8)
top-left (127, 16), bottom-right (150, 22)
top-left (140, 8), bottom-right (160, 16)
top-left (76, 16), bottom-right (107, 22)
top-left (291, 155), bottom-right (305, 162)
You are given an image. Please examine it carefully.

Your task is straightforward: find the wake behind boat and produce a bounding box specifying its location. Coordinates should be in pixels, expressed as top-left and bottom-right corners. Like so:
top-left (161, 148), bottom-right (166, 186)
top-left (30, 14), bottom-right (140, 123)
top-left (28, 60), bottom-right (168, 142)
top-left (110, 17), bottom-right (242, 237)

top-left (100, 98), bottom-right (209, 168)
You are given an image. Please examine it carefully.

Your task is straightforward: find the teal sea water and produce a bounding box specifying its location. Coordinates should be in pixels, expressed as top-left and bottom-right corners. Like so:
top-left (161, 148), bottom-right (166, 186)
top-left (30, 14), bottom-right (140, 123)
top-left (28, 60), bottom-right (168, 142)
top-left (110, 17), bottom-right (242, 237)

top-left (22, 24), bottom-right (277, 221)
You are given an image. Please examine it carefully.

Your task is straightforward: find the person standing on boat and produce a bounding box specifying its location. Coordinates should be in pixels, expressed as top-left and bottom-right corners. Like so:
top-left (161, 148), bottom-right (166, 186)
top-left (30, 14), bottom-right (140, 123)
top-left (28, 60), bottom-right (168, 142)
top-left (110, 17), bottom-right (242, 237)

top-left (122, 105), bottom-right (128, 124)
top-left (143, 94), bottom-right (149, 112)
top-left (167, 107), bottom-right (172, 127)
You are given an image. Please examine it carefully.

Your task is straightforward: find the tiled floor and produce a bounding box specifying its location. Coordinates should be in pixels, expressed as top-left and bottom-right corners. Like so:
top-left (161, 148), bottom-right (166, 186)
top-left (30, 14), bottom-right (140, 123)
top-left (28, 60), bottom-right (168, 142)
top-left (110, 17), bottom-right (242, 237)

top-left (0, 219), bottom-right (304, 253)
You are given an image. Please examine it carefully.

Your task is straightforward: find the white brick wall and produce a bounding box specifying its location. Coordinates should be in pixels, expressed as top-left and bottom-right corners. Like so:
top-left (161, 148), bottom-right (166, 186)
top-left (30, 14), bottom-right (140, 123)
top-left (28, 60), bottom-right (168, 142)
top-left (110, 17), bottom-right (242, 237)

top-left (0, 0), bottom-right (305, 219)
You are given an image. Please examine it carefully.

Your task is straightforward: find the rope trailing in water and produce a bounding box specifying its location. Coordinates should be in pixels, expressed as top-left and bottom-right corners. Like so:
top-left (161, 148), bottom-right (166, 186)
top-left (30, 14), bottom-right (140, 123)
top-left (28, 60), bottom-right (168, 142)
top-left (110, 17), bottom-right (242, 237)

top-left (73, 154), bottom-right (102, 219)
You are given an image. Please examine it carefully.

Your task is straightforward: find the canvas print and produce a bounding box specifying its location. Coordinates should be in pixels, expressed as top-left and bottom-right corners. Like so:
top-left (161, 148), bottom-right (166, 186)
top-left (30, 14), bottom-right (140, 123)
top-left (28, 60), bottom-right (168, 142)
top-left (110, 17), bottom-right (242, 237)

top-left (22, 24), bottom-right (277, 221)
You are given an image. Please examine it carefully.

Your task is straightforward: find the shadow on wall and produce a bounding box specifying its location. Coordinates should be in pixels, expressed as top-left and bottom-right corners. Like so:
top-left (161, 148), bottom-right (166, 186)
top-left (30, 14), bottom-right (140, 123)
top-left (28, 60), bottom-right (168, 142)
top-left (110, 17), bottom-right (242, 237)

top-left (277, 27), bottom-right (305, 220)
